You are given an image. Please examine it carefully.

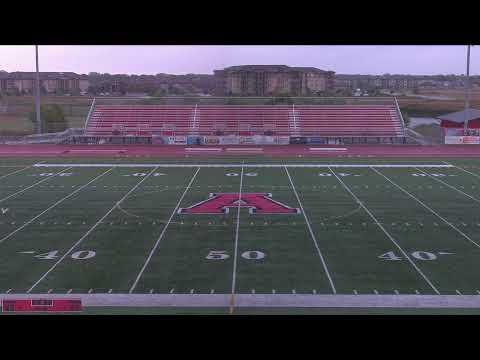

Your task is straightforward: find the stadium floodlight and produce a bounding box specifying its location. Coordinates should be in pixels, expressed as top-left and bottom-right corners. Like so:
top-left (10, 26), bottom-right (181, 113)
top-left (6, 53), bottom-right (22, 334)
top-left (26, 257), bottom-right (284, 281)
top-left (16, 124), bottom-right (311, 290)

top-left (463, 45), bottom-right (471, 135)
top-left (35, 45), bottom-right (42, 134)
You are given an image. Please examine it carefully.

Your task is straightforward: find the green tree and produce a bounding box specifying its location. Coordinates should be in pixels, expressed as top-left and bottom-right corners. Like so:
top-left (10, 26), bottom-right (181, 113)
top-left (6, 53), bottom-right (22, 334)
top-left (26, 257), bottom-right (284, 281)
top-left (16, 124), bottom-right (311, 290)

top-left (29, 104), bottom-right (68, 133)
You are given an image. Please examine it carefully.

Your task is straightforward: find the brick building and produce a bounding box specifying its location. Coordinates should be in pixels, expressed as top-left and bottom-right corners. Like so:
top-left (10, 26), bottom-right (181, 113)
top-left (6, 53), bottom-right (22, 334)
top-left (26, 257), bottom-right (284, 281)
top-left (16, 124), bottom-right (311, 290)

top-left (0, 72), bottom-right (89, 94)
top-left (334, 74), bottom-right (419, 90)
top-left (214, 65), bottom-right (335, 96)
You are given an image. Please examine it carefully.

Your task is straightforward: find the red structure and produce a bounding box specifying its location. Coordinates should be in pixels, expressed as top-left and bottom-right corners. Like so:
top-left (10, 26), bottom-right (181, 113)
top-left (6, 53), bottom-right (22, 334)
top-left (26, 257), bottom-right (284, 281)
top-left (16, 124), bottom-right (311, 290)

top-left (2, 299), bottom-right (83, 312)
top-left (438, 108), bottom-right (480, 137)
top-left (84, 104), bottom-right (404, 138)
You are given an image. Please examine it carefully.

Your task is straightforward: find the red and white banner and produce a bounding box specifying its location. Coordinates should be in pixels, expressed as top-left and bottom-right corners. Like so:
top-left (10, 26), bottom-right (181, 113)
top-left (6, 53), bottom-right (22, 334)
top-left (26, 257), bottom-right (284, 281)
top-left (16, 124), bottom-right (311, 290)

top-left (445, 136), bottom-right (480, 144)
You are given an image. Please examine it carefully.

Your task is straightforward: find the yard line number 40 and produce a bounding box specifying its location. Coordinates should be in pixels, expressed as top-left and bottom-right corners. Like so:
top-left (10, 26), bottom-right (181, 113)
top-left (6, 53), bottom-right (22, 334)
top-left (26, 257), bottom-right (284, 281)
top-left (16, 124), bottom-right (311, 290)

top-left (379, 251), bottom-right (454, 261)
top-left (20, 250), bottom-right (96, 260)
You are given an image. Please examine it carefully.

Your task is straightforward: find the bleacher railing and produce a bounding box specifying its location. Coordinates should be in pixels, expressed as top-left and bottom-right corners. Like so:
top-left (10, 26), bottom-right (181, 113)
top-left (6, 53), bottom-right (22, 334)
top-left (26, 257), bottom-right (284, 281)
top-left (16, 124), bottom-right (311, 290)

top-left (84, 97), bottom-right (96, 130)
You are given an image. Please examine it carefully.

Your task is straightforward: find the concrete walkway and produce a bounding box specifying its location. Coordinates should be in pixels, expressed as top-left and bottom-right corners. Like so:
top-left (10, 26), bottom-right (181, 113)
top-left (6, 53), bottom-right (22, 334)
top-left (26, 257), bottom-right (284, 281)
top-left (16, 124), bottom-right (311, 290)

top-left (3, 294), bottom-right (480, 308)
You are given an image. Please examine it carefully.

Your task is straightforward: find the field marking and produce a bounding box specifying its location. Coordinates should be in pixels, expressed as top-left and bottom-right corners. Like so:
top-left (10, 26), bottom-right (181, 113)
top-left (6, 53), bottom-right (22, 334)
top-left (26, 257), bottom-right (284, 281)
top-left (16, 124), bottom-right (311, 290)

top-left (33, 163), bottom-right (453, 169)
top-left (0, 167), bottom-right (114, 245)
top-left (27, 167), bottom-right (160, 293)
top-left (0, 164), bottom-right (34, 180)
top-left (442, 161), bottom-right (480, 180)
top-left (284, 166), bottom-right (336, 294)
top-left (230, 162), bottom-right (244, 314)
top-left (0, 167), bottom-right (73, 204)
top-left (414, 167), bottom-right (480, 205)
top-left (328, 166), bottom-right (440, 295)
top-left (371, 167), bottom-right (480, 249)
top-left (128, 167), bottom-right (201, 294)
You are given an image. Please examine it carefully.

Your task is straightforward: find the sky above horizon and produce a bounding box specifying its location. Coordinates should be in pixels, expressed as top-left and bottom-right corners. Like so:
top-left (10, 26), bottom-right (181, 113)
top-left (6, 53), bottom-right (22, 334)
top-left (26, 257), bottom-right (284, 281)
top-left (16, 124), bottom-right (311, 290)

top-left (0, 45), bottom-right (478, 75)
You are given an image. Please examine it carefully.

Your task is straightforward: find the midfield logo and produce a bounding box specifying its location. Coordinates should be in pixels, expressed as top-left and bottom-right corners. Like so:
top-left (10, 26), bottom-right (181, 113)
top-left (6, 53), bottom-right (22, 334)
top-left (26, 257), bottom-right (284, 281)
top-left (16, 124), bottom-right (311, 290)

top-left (178, 193), bottom-right (300, 215)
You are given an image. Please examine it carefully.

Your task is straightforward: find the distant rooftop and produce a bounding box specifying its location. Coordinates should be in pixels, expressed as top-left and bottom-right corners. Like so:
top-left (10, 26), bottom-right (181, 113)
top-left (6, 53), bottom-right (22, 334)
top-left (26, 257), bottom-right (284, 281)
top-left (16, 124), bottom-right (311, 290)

top-left (221, 65), bottom-right (331, 73)
top-left (437, 108), bottom-right (480, 123)
top-left (1, 72), bottom-right (88, 80)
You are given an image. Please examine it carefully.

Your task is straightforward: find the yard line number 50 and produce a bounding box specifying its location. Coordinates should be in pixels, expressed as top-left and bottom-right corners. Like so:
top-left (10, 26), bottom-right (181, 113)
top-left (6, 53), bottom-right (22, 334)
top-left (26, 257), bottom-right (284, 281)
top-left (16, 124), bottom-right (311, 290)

top-left (206, 250), bottom-right (265, 260)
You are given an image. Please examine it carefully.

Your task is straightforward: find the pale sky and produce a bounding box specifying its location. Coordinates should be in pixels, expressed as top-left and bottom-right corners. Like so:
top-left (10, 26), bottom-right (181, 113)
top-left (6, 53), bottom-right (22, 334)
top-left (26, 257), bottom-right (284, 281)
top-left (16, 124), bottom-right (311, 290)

top-left (0, 45), bottom-right (477, 75)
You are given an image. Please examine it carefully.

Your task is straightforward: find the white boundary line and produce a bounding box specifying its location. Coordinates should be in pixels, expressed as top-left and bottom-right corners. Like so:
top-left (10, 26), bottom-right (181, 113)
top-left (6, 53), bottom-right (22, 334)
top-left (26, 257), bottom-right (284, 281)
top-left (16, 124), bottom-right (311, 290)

top-left (414, 167), bottom-right (480, 205)
top-left (128, 167), bottom-right (201, 294)
top-left (27, 166), bottom-right (160, 293)
top-left (230, 162), bottom-right (244, 313)
top-left (0, 167), bottom-right (73, 204)
top-left (284, 166), bottom-right (337, 294)
top-left (33, 163), bottom-right (453, 169)
top-left (0, 167), bottom-right (114, 245)
top-left (328, 166), bottom-right (440, 294)
top-left (371, 167), bottom-right (480, 249)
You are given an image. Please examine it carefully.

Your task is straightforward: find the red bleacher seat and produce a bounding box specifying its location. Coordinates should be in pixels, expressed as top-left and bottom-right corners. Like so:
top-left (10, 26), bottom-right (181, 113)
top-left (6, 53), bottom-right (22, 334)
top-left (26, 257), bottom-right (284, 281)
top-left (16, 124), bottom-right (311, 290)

top-left (85, 104), bottom-right (404, 138)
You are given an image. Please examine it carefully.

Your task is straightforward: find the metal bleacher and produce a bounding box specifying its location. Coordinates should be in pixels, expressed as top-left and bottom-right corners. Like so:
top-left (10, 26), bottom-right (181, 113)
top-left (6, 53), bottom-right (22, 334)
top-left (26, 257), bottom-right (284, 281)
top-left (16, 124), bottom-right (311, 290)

top-left (81, 97), bottom-right (406, 142)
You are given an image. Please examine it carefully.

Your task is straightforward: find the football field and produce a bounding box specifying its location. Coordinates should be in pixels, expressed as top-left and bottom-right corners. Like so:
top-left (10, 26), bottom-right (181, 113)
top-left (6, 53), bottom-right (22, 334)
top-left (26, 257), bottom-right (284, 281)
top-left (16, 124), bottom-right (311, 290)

top-left (2, 157), bottom-right (480, 312)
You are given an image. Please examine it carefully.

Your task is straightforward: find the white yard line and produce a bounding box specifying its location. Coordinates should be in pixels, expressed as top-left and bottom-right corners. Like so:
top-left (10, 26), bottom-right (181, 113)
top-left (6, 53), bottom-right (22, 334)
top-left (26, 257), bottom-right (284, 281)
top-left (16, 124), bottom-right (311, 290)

top-left (371, 167), bottom-right (480, 249)
top-left (33, 163), bottom-right (454, 169)
top-left (27, 166), bottom-right (160, 293)
top-left (284, 166), bottom-right (336, 294)
top-left (128, 167), bottom-right (201, 294)
top-left (443, 161), bottom-right (480, 180)
top-left (328, 166), bottom-right (440, 294)
top-left (0, 167), bottom-right (73, 204)
top-left (0, 168), bottom-right (114, 245)
top-left (414, 167), bottom-right (480, 205)
top-left (0, 164), bottom-right (34, 180)
top-left (230, 162), bottom-right (244, 313)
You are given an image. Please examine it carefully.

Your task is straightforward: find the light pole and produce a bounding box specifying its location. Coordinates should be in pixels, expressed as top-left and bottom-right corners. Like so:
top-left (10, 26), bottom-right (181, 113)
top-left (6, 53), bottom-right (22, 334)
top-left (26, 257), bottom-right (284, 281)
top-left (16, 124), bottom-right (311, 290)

top-left (463, 45), bottom-right (471, 135)
top-left (35, 45), bottom-right (42, 134)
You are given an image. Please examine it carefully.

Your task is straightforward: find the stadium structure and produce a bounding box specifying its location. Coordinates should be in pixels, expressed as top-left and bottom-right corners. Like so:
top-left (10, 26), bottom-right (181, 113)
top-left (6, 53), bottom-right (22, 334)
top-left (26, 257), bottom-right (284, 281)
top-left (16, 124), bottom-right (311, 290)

top-left (4, 95), bottom-right (480, 315)
top-left (63, 96), bottom-right (407, 146)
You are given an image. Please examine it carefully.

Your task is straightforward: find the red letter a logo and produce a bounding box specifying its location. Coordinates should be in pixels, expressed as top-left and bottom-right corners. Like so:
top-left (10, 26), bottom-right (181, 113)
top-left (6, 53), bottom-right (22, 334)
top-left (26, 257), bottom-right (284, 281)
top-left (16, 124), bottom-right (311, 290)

top-left (178, 193), bottom-right (300, 215)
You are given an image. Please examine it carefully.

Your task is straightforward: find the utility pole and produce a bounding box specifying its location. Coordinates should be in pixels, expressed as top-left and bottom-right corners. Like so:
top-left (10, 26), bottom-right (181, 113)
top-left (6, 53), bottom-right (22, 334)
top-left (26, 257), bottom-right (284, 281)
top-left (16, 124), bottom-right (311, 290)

top-left (35, 45), bottom-right (42, 134)
top-left (463, 44), bottom-right (471, 135)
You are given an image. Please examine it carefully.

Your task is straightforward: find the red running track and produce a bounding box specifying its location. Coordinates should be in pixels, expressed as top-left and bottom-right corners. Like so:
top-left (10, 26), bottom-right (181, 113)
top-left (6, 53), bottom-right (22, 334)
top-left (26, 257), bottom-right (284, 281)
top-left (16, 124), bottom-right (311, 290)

top-left (1, 144), bottom-right (480, 158)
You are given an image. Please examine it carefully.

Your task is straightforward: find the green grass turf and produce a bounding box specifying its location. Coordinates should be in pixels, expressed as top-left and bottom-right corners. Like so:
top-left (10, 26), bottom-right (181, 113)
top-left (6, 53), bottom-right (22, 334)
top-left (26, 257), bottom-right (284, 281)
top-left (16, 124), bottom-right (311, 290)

top-left (1, 157), bottom-right (480, 300)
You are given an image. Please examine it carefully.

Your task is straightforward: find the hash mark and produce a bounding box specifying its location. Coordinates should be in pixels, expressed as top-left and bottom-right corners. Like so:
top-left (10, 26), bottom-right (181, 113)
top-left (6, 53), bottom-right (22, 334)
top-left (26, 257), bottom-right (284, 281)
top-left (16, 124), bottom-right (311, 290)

top-left (47, 289), bottom-right (53, 294)
top-left (272, 289), bottom-right (276, 294)
top-left (313, 289), bottom-right (317, 294)
top-left (353, 289), bottom-right (358, 295)
top-left (210, 289), bottom-right (215, 294)
top-left (415, 290), bottom-right (420, 295)
top-left (251, 289), bottom-right (255, 294)
top-left (394, 290), bottom-right (399, 295)
top-left (190, 289), bottom-right (194, 294)
top-left (149, 289), bottom-right (154, 294)
top-left (108, 289), bottom-right (113, 294)
top-left (170, 288), bottom-right (175, 294)
top-left (6, 289), bottom-right (11, 294)
top-left (456, 290), bottom-right (462, 295)
top-left (88, 288), bottom-right (93, 294)
top-left (374, 289), bottom-right (379, 295)
top-left (67, 289), bottom-right (72, 294)
top-left (292, 289), bottom-right (296, 294)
